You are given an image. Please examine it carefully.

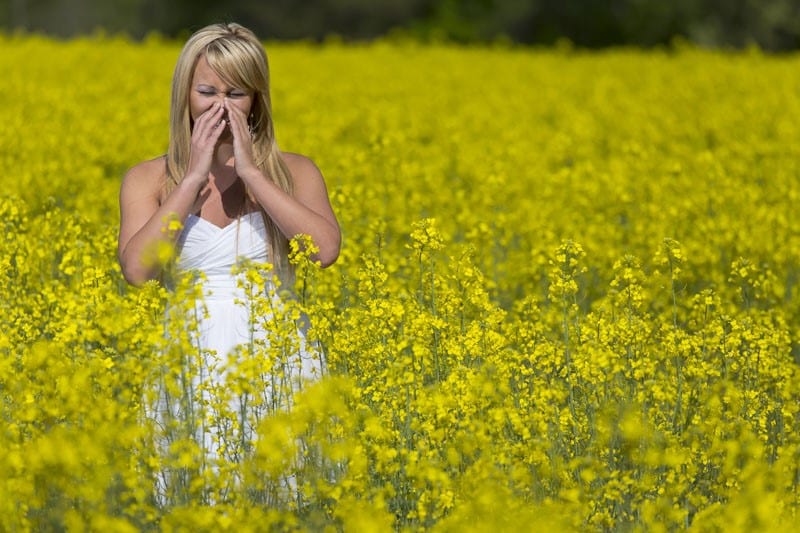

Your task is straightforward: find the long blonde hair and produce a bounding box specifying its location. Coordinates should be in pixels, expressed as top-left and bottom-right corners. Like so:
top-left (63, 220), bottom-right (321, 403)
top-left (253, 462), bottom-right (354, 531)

top-left (166, 22), bottom-right (293, 277)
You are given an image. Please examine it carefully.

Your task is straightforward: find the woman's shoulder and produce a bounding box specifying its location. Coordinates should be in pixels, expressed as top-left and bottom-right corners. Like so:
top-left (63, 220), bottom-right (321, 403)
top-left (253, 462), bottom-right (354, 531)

top-left (121, 155), bottom-right (168, 199)
top-left (281, 151), bottom-right (323, 180)
top-left (124, 155), bottom-right (168, 182)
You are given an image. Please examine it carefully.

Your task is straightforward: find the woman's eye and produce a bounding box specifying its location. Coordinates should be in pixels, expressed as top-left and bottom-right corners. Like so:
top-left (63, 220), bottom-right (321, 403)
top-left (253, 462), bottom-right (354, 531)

top-left (228, 91), bottom-right (247, 98)
top-left (198, 90), bottom-right (216, 96)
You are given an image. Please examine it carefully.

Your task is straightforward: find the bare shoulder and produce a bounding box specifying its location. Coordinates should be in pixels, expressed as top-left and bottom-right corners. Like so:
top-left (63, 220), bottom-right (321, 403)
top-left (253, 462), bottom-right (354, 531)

top-left (280, 151), bottom-right (337, 225)
top-left (120, 155), bottom-right (168, 203)
top-left (282, 151), bottom-right (324, 183)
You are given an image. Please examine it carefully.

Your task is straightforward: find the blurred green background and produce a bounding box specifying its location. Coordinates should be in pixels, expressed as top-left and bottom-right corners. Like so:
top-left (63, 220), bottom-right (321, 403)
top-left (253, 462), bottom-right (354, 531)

top-left (1, 0), bottom-right (799, 50)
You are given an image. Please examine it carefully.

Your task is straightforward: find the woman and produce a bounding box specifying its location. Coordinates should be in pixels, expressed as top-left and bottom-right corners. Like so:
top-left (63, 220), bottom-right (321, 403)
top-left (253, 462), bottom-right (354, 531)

top-left (117, 22), bottom-right (340, 502)
top-left (118, 22), bottom-right (339, 284)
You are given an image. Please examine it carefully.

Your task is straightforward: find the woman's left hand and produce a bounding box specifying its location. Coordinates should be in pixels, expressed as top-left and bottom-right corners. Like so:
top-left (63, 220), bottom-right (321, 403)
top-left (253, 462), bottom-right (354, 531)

top-left (224, 98), bottom-right (260, 180)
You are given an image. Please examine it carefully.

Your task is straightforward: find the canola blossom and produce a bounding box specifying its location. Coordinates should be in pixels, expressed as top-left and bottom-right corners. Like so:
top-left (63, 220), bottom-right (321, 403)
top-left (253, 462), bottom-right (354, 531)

top-left (2, 34), bottom-right (800, 530)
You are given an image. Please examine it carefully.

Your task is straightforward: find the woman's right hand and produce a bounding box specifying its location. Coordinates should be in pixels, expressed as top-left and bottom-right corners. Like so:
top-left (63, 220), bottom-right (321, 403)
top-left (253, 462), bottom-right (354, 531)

top-left (185, 102), bottom-right (226, 187)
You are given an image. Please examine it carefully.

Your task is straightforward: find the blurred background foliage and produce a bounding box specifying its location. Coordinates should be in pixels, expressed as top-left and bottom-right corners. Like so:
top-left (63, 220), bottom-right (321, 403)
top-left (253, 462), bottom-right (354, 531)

top-left (1, 0), bottom-right (799, 50)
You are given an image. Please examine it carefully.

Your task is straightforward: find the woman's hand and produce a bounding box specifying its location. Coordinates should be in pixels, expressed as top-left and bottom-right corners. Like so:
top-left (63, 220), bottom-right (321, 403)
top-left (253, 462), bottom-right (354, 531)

top-left (224, 98), bottom-right (260, 180)
top-left (186, 102), bottom-right (227, 186)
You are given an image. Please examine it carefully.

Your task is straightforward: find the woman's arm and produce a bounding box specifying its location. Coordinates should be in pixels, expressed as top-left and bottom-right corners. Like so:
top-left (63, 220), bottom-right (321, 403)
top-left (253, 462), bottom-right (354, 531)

top-left (118, 103), bottom-right (226, 285)
top-left (251, 154), bottom-right (341, 267)
top-left (225, 99), bottom-right (341, 267)
top-left (118, 159), bottom-right (210, 285)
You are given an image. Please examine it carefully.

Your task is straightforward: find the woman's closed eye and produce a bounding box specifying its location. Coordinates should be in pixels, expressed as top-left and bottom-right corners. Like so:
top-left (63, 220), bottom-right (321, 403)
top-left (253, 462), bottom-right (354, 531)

top-left (196, 87), bottom-right (248, 98)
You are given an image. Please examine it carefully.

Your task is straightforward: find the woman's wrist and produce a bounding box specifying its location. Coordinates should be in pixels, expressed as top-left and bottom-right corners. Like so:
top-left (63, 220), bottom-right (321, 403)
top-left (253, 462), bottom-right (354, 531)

top-left (237, 165), bottom-right (264, 185)
top-left (181, 171), bottom-right (207, 189)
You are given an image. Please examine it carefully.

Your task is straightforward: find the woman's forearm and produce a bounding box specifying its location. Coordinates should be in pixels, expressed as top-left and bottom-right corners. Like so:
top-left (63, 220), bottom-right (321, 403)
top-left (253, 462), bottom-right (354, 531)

top-left (119, 179), bottom-right (204, 285)
top-left (241, 168), bottom-right (340, 267)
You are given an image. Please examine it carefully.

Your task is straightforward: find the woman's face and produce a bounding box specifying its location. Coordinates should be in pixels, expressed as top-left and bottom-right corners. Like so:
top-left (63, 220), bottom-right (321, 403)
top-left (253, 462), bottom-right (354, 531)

top-left (189, 54), bottom-right (253, 137)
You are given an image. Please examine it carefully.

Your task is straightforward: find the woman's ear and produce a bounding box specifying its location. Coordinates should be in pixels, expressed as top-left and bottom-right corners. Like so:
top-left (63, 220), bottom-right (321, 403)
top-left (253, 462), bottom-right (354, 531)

top-left (248, 98), bottom-right (261, 131)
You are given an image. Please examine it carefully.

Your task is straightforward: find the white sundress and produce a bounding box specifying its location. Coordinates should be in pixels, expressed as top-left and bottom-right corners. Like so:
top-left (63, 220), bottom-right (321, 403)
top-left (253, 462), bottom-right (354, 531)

top-left (150, 211), bottom-right (323, 504)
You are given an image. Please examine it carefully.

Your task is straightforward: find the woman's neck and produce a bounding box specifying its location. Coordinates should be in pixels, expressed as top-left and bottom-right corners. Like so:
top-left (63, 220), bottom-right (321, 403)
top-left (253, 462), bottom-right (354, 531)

top-left (212, 141), bottom-right (235, 168)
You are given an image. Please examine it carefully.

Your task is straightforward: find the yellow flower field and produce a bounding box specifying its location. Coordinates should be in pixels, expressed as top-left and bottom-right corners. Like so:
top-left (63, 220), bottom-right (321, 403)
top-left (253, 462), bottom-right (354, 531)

top-left (2, 33), bottom-right (800, 530)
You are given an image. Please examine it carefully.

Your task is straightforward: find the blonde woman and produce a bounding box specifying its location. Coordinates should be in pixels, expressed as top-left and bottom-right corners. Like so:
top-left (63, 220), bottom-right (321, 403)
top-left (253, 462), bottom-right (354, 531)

top-left (118, 22), bottom-right (339, 284)
top-left (117, 23), bottom-right (340, 501)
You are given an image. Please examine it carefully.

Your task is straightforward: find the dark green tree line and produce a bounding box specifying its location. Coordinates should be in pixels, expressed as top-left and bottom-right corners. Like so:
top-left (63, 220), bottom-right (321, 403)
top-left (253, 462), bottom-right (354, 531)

top-left (2, 0), bottom-right (799, 50)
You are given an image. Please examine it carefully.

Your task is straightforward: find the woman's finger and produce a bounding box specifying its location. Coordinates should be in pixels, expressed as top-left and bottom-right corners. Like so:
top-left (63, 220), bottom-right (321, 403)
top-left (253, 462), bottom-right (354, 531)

top-left (231, 111), bottom-right (252, 149)
top-left (194, 103), bottom-right (224, 139)
top-left (224, 99), bottom-right (248, 135)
